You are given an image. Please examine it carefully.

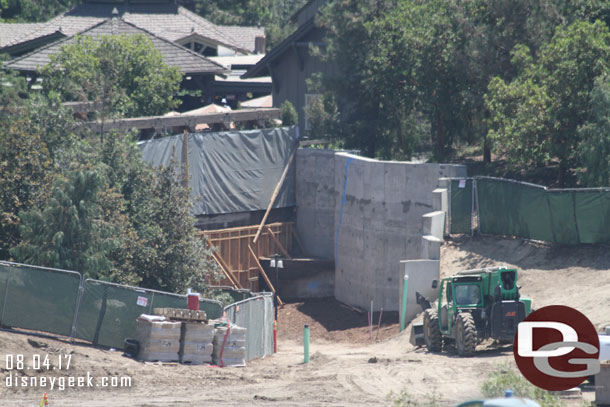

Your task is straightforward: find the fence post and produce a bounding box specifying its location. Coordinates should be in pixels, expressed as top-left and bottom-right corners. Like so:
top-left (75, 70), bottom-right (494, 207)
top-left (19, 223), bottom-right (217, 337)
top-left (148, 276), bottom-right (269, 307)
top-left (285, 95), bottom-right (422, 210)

top-left (70, 275), bottom-right (86, 342)
top-left (471, 178), bottom-right (475, 236)
top-left (148, 291), bottom-right (155, 315)
top-left (474, 178), bottom-right (480, 235)
top-left (1, 265), bottom-right (12, 326)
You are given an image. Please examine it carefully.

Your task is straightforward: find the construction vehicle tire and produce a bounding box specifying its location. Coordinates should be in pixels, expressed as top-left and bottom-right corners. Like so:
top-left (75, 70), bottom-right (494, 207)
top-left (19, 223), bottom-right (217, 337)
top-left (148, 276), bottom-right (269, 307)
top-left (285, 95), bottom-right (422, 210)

top-left (423, 309), bottom-right (442, 352)
top-left (456, 312), bottom-right (477, 356)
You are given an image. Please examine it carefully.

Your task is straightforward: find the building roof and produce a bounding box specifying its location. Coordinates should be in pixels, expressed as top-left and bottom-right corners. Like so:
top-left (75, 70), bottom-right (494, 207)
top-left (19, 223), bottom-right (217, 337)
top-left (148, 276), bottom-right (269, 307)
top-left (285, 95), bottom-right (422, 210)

top-left (210, 54), bottom-right (265, 69)
top-left (5, 18), bottom-right (228, 75)
top-left (241, 18), bottom-right (315, 78)
top-left (240, 94), bottom-right (272, 108)
top-left (1, 2), bottom-right (263, 55)
top-left (0, 23), bottom-right (44, 47)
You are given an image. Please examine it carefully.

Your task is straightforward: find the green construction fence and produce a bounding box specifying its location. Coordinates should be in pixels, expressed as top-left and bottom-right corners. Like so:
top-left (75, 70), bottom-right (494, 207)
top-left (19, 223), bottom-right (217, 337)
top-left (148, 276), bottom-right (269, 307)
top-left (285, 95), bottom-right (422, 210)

top-left (449, 177), bottom-right (610, 244)
top-left (0, 262), bottom-right (225, 350)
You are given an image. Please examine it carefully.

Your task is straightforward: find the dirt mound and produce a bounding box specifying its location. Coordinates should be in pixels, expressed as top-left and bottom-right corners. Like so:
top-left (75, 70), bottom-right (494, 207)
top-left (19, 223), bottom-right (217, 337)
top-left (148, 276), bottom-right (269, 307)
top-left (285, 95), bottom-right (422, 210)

top-left (278, 297), bottom-right (399, 344)
top-left (0, 235), bottom-right (608, 406)
top-left (442, 235), bottom-right (610, 328)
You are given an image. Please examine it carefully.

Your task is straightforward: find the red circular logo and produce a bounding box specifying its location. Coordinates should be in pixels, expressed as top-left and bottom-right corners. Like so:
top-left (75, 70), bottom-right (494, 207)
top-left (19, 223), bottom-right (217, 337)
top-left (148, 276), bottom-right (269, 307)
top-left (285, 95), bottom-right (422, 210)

top-left (514, 305), bottom-right (599, 391)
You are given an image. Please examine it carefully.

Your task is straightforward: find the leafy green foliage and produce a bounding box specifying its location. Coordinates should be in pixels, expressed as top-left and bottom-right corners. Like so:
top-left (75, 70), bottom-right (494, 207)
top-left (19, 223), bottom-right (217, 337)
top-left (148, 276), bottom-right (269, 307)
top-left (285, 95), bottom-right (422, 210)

top-left (11, 170), bottom-right (119, 280)
top-left (40, 34), bottom-right (182, 119)
top-left (135, 162), bottom-right (221, 293)
top-left (485, 20), bottom-right (610, 185)
top-left (280, 100), bottom-right (298, 126)
top-left (0, 0), bottom-right (78, 22)
top-left (577, 75), bottom-right (610, 186)
top-left (0, 76), bottom-right (78, 260)
top-left (304, 92), bottom-right (340, 141)
top-left (481, 363), bottom-right (563, 407)
top-left (386, 390), bottom-right (440, 407)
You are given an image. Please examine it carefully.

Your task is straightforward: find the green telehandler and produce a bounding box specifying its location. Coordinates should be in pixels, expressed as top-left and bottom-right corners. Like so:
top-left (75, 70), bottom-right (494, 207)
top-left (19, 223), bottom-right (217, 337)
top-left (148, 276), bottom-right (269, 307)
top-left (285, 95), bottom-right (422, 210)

top-left (422, 266), bottom-right (532, 356)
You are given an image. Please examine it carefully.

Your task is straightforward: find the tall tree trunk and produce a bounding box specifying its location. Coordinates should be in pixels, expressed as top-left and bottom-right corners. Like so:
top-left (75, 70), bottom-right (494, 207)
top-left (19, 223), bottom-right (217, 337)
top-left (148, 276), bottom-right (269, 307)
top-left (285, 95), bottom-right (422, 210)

top-left (483, 137), bottom-right (491, 164)
top-left (435, 110), bottom-right (445, 162)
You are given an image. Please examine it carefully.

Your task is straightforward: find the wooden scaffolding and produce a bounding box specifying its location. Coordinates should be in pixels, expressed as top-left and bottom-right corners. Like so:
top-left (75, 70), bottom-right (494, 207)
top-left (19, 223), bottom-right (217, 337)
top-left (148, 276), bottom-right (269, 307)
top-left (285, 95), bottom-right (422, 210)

top-left (201, 222), bottom-right (300, 293)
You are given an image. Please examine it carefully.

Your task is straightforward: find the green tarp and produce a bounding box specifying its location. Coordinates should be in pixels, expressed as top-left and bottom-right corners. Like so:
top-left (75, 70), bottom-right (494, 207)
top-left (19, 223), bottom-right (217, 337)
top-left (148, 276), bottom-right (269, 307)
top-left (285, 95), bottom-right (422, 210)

top-left (452, 177), bottom-right (610, 244)
top-left (450, 179), bottom-right (473, 234)
top-left (0, 263), bottom-right (81, 337)
top-left (75, 280), bottom-right (223, 349)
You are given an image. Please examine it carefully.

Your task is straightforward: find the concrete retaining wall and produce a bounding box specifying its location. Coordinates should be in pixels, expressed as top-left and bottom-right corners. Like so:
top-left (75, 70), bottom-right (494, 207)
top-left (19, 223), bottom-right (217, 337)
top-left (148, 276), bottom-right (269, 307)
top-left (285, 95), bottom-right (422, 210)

top-left (296, 149), bottom-right (466, 311)
top-left (295, 149), bottom-right (336, 259)
top-left (333, 153), bottom-right (465, 311)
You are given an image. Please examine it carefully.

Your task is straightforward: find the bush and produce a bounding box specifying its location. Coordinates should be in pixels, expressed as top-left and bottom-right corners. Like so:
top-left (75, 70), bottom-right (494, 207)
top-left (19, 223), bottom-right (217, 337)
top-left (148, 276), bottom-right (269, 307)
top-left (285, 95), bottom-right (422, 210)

top-left (280, 100), bottom-right (298, 126)
top-left (481, 363), bottom-right (563, 407)
top-left (386, 390), bottom-right (440, 407)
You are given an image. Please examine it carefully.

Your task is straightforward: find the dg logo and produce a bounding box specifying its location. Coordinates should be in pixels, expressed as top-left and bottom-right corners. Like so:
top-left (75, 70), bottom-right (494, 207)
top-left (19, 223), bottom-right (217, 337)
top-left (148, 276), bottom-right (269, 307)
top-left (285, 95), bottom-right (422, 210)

top-left (514, 305), bottom-right (600, 391)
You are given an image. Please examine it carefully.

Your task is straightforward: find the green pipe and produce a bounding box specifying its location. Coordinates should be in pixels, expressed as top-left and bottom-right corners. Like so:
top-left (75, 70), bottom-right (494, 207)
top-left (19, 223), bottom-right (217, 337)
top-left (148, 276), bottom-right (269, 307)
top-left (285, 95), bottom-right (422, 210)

top-left (304, 324), bottom-right (310, 363)
top-left (400, 274), bottom-right (409, 332)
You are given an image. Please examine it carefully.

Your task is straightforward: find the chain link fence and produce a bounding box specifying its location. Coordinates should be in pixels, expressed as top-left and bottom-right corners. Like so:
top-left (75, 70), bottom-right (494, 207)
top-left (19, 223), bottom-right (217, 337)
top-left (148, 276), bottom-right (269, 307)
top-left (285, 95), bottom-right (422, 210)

top-left (224, 293), bottom-right (274, 360)
top-left (0, 262), bottom-right (226, 350)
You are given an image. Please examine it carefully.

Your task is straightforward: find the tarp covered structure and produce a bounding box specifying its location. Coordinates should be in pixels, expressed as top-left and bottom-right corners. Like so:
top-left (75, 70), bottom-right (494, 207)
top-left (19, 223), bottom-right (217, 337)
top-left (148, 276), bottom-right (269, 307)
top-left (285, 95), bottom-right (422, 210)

top-left (139, 126), bottom-right (298, 216)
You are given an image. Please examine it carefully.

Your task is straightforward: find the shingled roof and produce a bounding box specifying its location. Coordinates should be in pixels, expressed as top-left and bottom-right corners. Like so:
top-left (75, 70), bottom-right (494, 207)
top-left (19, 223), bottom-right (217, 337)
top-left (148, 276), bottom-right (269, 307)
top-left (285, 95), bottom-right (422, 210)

top-left (0, 23), bottom-right (45, 47)
top-left (5, 18), bottom-right (228, 75)
top-left (1, 1), bottom-right (263, 55)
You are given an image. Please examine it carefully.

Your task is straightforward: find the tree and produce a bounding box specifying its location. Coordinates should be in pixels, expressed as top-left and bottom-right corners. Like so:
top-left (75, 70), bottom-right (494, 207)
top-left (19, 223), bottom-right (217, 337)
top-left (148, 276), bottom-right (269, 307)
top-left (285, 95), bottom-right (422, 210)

top-left (577, 75), bottom-right (610, 186)
top-left (40, 34), bottom-right (182, 119)
top-left (280, 100), bottom-right (298, 126)
top-left (0, 0), bottom-right (78, 22)
top-left (317, 0), bottom-right (471, 160)
top-left (0, 71), bottom-right (77, 260)
top-left (485, 21), bottom-right (610, 186)
top-left (11, 170), bottom-right (120, 280)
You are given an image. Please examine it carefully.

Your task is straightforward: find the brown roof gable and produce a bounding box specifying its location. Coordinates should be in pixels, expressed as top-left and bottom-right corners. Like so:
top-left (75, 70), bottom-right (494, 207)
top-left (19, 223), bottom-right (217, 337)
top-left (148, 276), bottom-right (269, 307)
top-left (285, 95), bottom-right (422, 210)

top-left (5, 18), bottom-right (228, 75)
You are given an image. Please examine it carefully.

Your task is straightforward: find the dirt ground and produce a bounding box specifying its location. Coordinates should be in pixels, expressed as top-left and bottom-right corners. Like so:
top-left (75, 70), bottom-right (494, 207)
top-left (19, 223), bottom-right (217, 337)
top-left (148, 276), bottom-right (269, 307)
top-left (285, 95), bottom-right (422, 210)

top-left (1, 235), bottom-right (609, 406)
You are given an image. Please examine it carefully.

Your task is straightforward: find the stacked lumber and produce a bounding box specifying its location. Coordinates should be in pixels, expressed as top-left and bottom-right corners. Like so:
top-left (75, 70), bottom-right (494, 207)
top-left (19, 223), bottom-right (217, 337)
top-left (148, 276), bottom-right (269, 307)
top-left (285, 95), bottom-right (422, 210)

top-left (135, 315), bottom-right (181, 362)
top-left (180, 322), bottom-right (215, 364)
top-left (213, 325), bottom-right (247, 367)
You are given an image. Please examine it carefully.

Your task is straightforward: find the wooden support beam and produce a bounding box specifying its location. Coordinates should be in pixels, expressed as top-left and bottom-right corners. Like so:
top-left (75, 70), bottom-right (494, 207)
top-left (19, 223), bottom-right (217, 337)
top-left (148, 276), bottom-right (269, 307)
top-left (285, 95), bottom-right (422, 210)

top-left (212, 252), bottom-right (241, 289)
top-left (252, 146), bottom-right (297, 244)
top-left (266, 226), bottom-right (291, 259)
top-left (248, 245), bottom-right (283, 306)
top-left (83, 108), bottom-right (281, 133)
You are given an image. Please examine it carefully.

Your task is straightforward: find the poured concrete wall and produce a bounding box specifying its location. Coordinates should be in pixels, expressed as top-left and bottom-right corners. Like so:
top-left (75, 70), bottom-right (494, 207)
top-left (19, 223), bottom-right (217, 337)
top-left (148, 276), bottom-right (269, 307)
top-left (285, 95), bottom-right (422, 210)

top-left (333, 153), bottom-right (465, 311)
top-left (295, 150), bottom-right (465, 311)
top-left (295, 149), bottom-right (336, 259)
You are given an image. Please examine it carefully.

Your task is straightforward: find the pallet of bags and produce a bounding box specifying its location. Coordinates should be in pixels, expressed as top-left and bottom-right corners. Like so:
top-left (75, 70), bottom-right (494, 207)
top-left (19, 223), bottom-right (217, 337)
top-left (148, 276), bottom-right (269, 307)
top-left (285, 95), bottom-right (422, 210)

top-left (180, 322), bottom-right (215, 364)
top-left (135, 314), bottom-right (181, 362)
top-left (213, 325), bottom-right (247, 367)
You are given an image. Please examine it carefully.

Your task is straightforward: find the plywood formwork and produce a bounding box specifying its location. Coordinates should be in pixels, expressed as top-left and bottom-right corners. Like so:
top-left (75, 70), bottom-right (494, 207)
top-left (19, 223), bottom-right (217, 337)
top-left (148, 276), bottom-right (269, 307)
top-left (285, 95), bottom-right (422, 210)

top-left (201, 222), bottom-right (294, 291)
